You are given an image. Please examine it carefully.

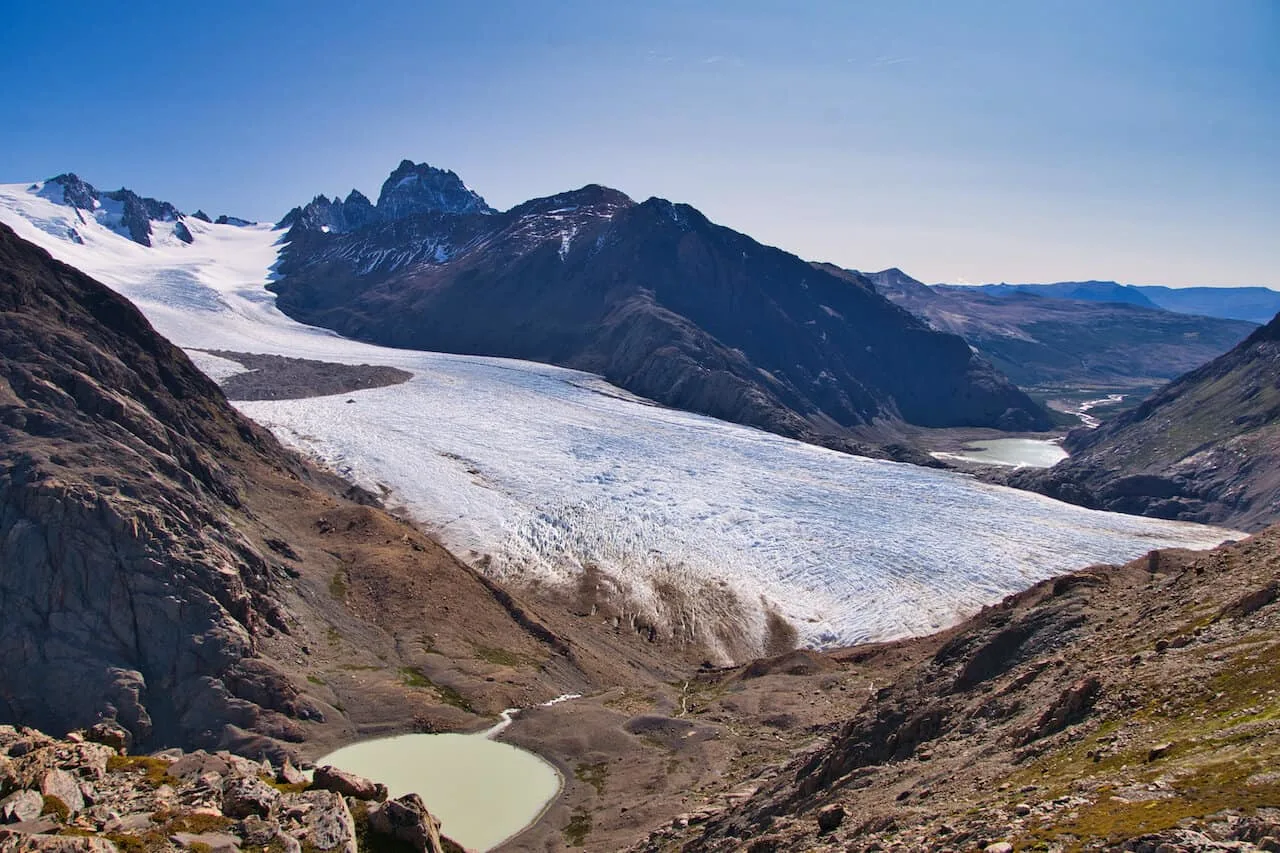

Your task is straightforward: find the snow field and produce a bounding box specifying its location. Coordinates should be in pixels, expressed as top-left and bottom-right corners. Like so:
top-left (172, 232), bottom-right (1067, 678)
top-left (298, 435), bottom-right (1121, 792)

top-left (0, 183), bottom-right (1240, 661)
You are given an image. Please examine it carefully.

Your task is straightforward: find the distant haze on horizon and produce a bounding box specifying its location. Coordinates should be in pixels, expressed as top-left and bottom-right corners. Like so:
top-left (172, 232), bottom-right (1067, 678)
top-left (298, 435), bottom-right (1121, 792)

top-left (1, 1), bottom-right (1276, 288)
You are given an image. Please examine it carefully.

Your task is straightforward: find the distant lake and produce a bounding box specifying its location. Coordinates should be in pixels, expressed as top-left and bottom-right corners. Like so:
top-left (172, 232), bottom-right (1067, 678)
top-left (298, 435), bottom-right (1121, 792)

top-left (932, 438), bottom-right (1068, 468)
top-left (317, 733), bottom-right (560, 851)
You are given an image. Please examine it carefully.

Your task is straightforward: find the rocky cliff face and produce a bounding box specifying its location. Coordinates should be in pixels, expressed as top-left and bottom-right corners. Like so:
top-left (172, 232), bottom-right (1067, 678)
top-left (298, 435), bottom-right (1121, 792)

top-left (269, 162), bottom-right (1049, 454)
top-left (0, 221), bottom-right (320, 752)
top-left (1010, 312), bottom-right (1280, 531)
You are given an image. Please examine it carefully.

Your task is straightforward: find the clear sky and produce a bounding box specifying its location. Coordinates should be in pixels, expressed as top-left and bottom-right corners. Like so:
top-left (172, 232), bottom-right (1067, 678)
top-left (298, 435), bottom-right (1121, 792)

top-left (2, 1), bottom-right (1276, 286)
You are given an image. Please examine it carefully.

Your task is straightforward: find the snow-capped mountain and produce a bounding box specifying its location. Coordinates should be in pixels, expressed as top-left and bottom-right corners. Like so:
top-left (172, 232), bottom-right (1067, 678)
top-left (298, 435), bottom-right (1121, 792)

top-left (36, 173), bottom-right (189, 247)
top-left (276, 159), bottom-right (495, 236)
top-left (270, 162), bottom-right (1053, 455)
top-left (0, 175), bottom-right (1238, 662)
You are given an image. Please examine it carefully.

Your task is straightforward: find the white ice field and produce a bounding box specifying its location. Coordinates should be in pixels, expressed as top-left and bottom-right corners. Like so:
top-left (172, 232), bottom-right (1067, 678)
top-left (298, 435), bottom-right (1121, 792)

top-left (0, 182), bottom-right (1239, 660)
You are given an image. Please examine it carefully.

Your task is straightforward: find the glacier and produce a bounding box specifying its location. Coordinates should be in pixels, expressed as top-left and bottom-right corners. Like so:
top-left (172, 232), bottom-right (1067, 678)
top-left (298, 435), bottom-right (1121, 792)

top-left (0, 181), bottom-right (1240, 661)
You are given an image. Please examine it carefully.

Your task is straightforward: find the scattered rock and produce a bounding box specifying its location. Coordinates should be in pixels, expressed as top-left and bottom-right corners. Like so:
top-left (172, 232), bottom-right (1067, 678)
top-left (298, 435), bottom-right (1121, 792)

top-left (311, 766), bottom-right (386, 802)
top-left (0, 835), bottom-right (119, 853)
top-left (366, 793), bottom-right (446, 853)
top-left (0, 791), bottom-right (43, 824)
top-left (276, 759), bottom-right (307, 788)
top-left (221, 776), bottom-right (280, 819)
top-left (816, 804), bottom-right (845, 833)
top-left (985, 843), bottom-right (1014, 853)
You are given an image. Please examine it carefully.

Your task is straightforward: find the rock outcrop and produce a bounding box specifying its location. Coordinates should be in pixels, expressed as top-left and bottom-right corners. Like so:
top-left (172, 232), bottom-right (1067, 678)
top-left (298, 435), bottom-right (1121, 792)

top-left (0, 725), bottom-right (458, 853)
top-left (0, 221), bottom-right (318, 751)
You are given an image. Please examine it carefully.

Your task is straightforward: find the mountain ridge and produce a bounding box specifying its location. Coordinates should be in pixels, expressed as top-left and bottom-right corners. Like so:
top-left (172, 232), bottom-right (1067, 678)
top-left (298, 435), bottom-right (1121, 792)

top-left (267, 160), bottom-right (1052, 454)
top-left (862, 267), bottom-right (1258, 391)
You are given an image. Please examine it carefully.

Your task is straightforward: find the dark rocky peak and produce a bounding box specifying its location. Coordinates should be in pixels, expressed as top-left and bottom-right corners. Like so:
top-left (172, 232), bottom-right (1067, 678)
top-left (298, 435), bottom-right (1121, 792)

top-left (861, 267), bottom-right (939, 300)
top-left (38, 173), bottom-right (99, 210)
top-left (36, 174), bottom-right (188, 247)
top-left (214, 214), bottom-right (256, 227)
top-left (337, 189), bottom-right (379, 231)
top-left (98, 188), bottom-right (179, 247)
top-left (375, 159), bottom-right (495, 219)
top-left (280, 192), bottom-right (382, 239)
top-left (192, 209), bottom-right (212, 223)
top-left (507, 184), bottom-right (634, 218)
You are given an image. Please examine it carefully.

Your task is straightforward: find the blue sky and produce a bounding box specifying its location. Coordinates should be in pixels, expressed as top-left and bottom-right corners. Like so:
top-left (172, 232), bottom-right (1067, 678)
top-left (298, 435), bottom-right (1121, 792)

top-left (2, 1), bottom-right (1276, 286)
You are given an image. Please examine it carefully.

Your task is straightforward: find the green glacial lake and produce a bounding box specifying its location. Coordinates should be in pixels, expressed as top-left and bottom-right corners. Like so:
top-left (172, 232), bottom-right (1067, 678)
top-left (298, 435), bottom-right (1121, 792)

top-left (931, 438), bottom-right (1069, 468)
top-left (317, 731), bottom-right (561, 851)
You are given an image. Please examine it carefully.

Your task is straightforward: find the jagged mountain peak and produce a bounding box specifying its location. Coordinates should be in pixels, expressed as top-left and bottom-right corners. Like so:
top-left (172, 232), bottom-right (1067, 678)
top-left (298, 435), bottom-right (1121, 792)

top-left (507, 184), bottom-right (635, 218)
top-left (375, 159), bottom-right (494, 218)
top-left (33, 173), bottom-right (188, 247)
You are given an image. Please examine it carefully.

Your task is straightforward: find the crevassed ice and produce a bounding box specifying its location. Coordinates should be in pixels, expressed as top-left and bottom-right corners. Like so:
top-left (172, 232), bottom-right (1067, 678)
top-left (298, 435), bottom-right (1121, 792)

top-left (0, 183), bottom-right (1239, 661)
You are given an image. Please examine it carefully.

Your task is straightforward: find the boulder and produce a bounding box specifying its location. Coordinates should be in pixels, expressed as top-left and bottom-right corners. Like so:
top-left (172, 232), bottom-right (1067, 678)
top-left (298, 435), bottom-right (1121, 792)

top-left (365, 794), bottom-right (446, 853)
top-left (39, 770), bottom-right (84, 814)
top-left (84, 724), bottom-right (130, 755)
top-left (0, 791), bottom-right (43, 824)
top-left (816, 804), bottom-right (845, 834)
top-left (311, 767), bottom-right (385, 802)
top-left (276, 760), bottom-right (306, 788)
top-left (221, 777), bottom-right (280, 819)
top-left (170, 832), bottom-right (241, 853)
top-left (296, 790), bottom-right (356, 853)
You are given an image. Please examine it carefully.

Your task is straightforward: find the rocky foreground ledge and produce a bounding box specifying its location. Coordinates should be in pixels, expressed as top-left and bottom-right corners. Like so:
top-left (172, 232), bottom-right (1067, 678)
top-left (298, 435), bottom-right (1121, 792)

top-left (0, 725), bottom-right (462, 853)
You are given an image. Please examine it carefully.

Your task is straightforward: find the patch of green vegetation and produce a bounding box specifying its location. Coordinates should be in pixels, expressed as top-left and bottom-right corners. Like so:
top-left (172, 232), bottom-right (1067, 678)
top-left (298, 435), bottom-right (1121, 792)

top-left (41, 795), bottom-right (70, 821)
top-left (188, 843), bottom-right (213, 853)
top-left (349, 799), bottom-right (416, 853)
top-left (107, 755), bottom-right (176, 788)
top-left (399, 666), bottom-right (431, 688)
top-left (306, 674), bottom-right (326, 686)
top-left (1026, 764), bottom-right (1280, 850)
top-left (105, 832), bottom-right (167, 853)
top-left (329, 570), bottom-right (348, 601)
top-left (258, 773), bottom-right (311, 794)
top-left (563, 808), bottom-right (592, 847)
top-left (159, 813), bottom-right (234, 835)
top-left (398, 667), bottom-right (475, 712)
top-left (103, 812), bottom-right (234, 853)
top-left (339, 663), bottom-right (383, 671)
top-left (327, 626), bottom-right (342, 645)
top-left (574, 762), bottom-right (609, 796)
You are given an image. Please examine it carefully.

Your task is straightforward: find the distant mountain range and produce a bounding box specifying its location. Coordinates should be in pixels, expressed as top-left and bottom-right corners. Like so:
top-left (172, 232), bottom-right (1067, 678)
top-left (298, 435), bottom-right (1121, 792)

top-left (861, 268), bottom-right (1258, 391)
top-left (1010, 311), bottom-right (1280, 530)
top-left (946, 280), bottom-right (1280, 324)
top-left (268, 161), bottom-right (1051, 454)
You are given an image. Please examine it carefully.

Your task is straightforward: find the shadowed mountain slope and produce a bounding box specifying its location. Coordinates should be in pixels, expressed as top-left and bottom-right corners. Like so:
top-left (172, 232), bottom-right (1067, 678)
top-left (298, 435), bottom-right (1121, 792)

top-left (268, 163), bottom-right (1050, 456)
